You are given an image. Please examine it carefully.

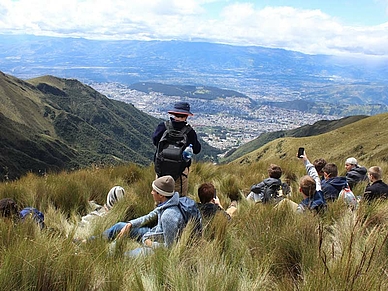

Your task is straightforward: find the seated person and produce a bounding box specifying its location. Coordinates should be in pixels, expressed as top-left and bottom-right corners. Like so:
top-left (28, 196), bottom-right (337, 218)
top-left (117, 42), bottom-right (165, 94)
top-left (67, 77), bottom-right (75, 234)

top-left (296, 151), bottom-right (327, 213)
top-left (313, 158), bottom-right (327, 180)
top-left (196, 182), bottom-right (232, 221)
top-left (364, 166), bottom-right (388, 202)
top-left (321, 163), bottom-right (348, 202)
top-left (247, 164), bottom-right (291, 203)
top-left (345, 157), bottom-right (368, 189)
top-left (80, 185), bottom-right (126, 226)
top-left (102, 176), bottom-right (184, 257)
top-left (0, 198), bottom-right (45, 228)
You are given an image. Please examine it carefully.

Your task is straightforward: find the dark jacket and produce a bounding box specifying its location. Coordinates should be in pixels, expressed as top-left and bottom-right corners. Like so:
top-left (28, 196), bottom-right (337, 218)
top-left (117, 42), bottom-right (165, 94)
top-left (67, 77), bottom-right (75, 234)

top-left (321, 176), bottom-right (348, 201)
top-left (346, 166), bottom-right (368, 189)
top-left (297, 190), bottom-right (326, 213)
top-left (152, 117), bottom-right (201, 167)
top-left (364, 180), bottom-right (388, 202)
top-left (197, 203), bottom-right (231, 220)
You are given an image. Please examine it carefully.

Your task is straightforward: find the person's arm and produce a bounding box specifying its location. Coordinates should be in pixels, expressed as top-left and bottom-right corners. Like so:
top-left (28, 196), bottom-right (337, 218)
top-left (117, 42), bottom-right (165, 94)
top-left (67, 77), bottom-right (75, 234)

top-left (188, 129), bottom-right (201, 154)
top-left (129, 208), bottom-right (158, 228)
top-left (152, 122), bottom-right (166, 146)
top-left (142, 208), bottom-right (181, 248)
top-left (300, 152), bottom-right (322, 191)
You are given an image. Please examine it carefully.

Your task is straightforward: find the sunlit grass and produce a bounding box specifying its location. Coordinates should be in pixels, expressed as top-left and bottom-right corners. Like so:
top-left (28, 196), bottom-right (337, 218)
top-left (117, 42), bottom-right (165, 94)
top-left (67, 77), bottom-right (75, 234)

top-left (1, 160), bottom-right (388, 290)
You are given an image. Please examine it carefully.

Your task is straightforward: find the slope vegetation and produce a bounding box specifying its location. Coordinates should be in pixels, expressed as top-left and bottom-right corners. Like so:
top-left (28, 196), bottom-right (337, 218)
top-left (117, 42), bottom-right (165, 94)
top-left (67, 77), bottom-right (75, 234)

top-left (0, 72), bottom-right (160, 180)
top-left (232, 112), bottom-right (388, 167)
top-left (222, 115), bottom-right (368, 163)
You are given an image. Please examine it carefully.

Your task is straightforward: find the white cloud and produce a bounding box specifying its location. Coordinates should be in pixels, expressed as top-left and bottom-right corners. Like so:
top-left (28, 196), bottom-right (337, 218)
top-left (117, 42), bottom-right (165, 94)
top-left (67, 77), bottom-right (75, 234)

top-left (0, 0), bottom-right (387, 56)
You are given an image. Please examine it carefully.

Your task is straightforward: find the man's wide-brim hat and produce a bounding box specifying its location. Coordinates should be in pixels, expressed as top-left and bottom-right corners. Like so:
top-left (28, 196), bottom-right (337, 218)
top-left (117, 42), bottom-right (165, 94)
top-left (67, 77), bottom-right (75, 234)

top-left (168, 102), bottom-right (193, 116)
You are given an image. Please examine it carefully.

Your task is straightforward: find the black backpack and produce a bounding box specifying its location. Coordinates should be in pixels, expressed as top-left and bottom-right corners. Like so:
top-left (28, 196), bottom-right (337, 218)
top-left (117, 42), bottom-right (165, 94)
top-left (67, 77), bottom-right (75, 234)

top-left (154, 120), bottom-right (192, 180)
top-left (262, 182), bottom-right (290, 203)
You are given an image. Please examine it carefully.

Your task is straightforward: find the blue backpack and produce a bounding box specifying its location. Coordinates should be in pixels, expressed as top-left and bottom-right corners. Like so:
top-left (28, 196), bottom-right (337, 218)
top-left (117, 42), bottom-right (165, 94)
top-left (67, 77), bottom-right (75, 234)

top-left (20, 207), bottom-right (45, 229)
top-left (178, 197), bottom-right (202, 235)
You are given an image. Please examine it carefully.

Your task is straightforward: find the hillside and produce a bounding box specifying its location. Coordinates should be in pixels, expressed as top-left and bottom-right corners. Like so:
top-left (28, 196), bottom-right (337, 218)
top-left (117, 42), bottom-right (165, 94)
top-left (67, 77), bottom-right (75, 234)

top-left (232, 112), bottom-right (388, 168)
top-left (0, 72), bottom-right (158, 180)
top-left (0, 72), bottom-right (220, 181)
top-left (221, 115), bottom-right (368, 163)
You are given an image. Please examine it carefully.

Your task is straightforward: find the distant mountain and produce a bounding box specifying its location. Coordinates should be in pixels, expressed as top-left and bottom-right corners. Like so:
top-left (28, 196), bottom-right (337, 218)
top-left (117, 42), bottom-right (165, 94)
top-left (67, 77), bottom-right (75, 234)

top-left (129, 82), bottom-right (249, 100)
top-left (0, 72), bottom-right (219, 181)
top-left (1, 34), bottom-right (388, 116)
top-left (221, 115), bottom-right (368, 163)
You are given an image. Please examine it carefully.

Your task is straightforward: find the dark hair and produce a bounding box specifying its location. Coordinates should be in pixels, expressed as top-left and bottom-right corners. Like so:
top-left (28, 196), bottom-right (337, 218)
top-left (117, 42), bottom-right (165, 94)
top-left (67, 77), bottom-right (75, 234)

top-left (198, 183), bottom-right (216, 203)
top-left (322, 163), bottom-right (338, 178)
top-left (313, 158), bottom-right (327, 174)
top-left (268, 164), bottom-right (282, 179)
top-left (0, 198), bottom-right (19, 218)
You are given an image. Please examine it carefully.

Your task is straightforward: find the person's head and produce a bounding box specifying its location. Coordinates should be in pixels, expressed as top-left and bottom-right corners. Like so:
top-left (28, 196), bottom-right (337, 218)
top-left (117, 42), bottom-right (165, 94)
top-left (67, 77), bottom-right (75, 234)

top-left (322, 163), bottom-right (338, 180)
top-left (198, 183), bottom-right (216, 204)
top-left (0, 198), bottom-right (19, 219)
top-left (106, 186), bottom-right (126, 210)
top-left (299, 175), bottom-right (316, 198)
top-left (268, 164), bottom-right (282, 179)
top-left (368, 166), bottom-right (382, 182)
top-left (168, 102), bottom-right (193, 121)
top-left (345, 157), bottom-right (358, 172)
top-left (152, 175), bottom-right (175, 204)
top-left (313, 158), bottom-right (327, 176)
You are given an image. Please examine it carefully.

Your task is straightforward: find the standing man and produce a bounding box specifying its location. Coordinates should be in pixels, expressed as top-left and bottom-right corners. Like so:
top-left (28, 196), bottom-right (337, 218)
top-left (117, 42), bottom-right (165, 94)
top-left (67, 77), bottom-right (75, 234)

top-left (152, 102), bottom-right (201, 196)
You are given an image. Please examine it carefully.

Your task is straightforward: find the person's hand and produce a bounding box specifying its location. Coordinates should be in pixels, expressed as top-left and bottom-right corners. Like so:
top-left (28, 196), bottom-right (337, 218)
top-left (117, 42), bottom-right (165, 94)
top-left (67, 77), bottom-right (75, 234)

top-left (213, 196), bottom-right (224, 209)
top-left (117, 223), bottom-right (132, 239)
top-left (144, 239), bottom-right (153, 247)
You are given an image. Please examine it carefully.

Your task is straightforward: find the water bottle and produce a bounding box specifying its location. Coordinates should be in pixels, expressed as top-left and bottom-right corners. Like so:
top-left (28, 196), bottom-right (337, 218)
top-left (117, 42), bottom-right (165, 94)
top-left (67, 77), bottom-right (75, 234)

top-left (182, 144), bottom-right (193, 162)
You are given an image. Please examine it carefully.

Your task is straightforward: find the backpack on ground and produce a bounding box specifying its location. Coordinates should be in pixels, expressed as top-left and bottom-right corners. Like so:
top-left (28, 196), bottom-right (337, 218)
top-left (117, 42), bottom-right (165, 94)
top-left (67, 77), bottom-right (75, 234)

top-left (154, 120), bottom-right (192, 180)
top-left (263, 182), bottom-right (290, 204)
top-left (19, 207), bottom-right (45, 229)
top-left (338, 186), bottom-right (358, 210)
top-left (178, 196), bottom-right (202, 235)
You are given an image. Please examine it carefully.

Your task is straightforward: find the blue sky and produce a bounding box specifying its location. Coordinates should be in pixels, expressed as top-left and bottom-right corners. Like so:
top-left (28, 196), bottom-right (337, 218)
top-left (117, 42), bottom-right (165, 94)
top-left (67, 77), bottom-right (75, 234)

top-left (1, 0), bottom-right (388, 56)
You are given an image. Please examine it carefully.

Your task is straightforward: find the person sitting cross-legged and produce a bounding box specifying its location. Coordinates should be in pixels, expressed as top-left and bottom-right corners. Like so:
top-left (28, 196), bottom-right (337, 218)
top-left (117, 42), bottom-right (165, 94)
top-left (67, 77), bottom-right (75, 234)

top-left (102, 175), bottom-right (185, 257)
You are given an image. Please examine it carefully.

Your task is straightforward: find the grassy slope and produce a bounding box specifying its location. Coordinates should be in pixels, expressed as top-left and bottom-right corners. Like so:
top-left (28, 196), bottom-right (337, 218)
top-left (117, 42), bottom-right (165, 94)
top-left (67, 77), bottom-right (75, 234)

top-left (222, 115), bottom-right (368, 163)
top-left (232, 112), bottom-right (388, 168)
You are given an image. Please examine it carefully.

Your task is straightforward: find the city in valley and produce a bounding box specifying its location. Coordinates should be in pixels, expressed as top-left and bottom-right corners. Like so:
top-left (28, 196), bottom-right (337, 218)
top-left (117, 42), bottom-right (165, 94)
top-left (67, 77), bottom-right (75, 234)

top-left (91, 82), bottom-right (339, 155)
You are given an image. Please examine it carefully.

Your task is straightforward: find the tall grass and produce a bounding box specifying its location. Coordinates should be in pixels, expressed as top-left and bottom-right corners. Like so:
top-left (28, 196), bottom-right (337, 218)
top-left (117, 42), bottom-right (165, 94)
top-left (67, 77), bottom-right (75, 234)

top-left (1, 160), bottom-right (388, 290)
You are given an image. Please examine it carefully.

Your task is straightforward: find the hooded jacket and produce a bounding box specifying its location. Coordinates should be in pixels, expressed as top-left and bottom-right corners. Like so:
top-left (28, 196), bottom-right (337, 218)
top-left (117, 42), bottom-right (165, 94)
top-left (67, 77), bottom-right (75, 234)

top-left (129, 192), bottom-right (184, 248)
top-left (321, 176), bottom-right (348, 201)
top-left (346, 166), bottom-right (368, 189)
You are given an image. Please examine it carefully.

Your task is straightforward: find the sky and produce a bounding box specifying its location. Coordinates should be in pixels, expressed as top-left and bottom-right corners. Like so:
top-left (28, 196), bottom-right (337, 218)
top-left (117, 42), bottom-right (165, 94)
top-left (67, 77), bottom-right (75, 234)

top-left (0, 0), bottom-right (388, 56)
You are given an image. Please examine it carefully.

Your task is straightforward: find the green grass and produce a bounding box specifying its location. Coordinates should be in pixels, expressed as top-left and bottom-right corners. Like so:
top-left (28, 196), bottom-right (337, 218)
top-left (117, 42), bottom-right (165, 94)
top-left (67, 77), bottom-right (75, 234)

top-left (1, 158), bottom-right (388, 290)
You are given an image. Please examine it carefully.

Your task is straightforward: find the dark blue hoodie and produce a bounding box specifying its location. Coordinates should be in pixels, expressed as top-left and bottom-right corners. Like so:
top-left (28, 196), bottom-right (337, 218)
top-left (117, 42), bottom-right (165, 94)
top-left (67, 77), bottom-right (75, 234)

top-left (298, 190), bottom-right (326, 213)
top-left (321, 176), bottom-right (348, 201)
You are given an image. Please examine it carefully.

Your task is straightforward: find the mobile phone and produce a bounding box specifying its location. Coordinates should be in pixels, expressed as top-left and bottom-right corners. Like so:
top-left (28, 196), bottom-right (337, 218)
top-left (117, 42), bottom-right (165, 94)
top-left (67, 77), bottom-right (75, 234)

top-left (298, 147), bottom-right (305, 158)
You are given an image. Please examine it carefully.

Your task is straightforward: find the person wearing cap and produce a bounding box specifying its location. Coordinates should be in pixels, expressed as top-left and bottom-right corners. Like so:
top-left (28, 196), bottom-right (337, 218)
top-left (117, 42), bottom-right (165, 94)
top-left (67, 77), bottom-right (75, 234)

top-left (78, 186), bottom-right (126, 230)
top-left (345, 157), bottom-right (368, 189)
top-left (152, 101), bottom-right (201, 196)
top-left (363, 166), bottom-right (388, 202)
top-left (102, 176), bottom-right (185, 256)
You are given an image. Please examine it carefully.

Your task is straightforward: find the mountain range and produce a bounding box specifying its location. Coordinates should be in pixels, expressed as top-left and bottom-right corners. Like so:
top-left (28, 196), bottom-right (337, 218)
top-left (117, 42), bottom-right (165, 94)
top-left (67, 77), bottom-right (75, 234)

top-left (1, 34), bottom-right (388, 116)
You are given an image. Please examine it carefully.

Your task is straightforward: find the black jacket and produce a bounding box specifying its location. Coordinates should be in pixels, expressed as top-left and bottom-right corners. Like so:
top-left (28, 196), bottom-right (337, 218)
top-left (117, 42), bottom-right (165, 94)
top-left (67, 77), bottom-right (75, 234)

top-left (364, 180), bottom-right (388, 201)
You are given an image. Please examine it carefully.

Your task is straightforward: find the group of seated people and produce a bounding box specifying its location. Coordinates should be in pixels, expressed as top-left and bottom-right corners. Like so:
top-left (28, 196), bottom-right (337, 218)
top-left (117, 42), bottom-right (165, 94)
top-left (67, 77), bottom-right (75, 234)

top-left (2, 150), bottom-right (388, 258)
